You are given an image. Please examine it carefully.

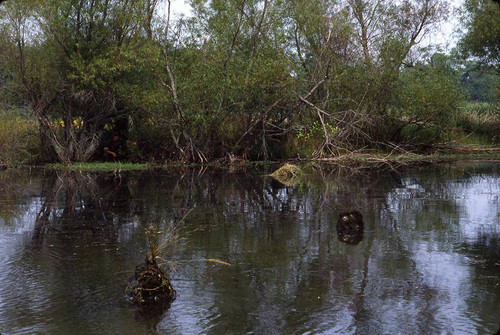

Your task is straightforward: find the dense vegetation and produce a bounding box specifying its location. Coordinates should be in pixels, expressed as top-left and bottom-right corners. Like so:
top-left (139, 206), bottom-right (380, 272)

top-left (0, 0), bottom-right (498, 166)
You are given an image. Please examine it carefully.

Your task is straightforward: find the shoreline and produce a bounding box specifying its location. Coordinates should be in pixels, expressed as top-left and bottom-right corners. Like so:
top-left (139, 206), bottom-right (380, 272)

top-left (2, 145), bottom-right (499, 172)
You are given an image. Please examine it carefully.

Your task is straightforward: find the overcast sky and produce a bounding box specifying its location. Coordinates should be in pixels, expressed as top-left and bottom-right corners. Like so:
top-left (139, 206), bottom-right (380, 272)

top-left (169, 0), bottom-right (192, 19)
top-left (427, 0), bottom-right (465, 50)
top-left (167, 0), bottom-right (464, 50)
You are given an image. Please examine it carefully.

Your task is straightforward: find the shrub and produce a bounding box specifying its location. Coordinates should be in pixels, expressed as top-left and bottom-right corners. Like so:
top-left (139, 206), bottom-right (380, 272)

top-left (391, 56), bottom-right (465, 143)
top-left (0, 109), bottom-right (40, 167)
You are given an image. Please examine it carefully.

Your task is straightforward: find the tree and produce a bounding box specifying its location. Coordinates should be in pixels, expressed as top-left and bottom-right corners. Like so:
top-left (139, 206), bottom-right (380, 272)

top-left (158, 0), bottom-right (298, 161)
top-left (391, 53), bottom-right (465, 143)
top-left (0, 0), bottom-right (458, 163)
top-left (290, 0), bottom-right (449, 154)
top-left (459, 0), bottom-right (500, 73)
top-left (0, 0), bottom-right (160, 163)
top-left (460, 63), bottom-right (500, 102)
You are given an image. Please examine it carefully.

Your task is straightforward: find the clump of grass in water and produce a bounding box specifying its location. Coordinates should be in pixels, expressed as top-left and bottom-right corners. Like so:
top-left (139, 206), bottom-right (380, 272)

top-left (269, 163), bottom-right (303, 186)
top-left (128, 225), bottom-right (177, 309)
top-left (128, 209), bottom-right (231, 311)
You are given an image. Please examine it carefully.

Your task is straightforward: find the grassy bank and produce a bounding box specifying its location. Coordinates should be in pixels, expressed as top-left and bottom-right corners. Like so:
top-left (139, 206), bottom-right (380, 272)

top-left (45, 162), bottom-right (150, 172)
top-left (0, 110), bottom-right (39, 168)
top-left (1, 100), bottom-right (498, 170)
top-left (40, 145), bottom-right (499, 172)
top-left (311, 145), bottom-right (500, 168)
top-left (454, 102), bottom-right (499, 144)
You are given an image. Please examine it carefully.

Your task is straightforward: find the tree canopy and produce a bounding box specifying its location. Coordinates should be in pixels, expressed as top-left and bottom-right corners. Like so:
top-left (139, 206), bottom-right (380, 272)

top-left (459, 0), bottom-right (500, 72)
top-left (1, 0), bottom-right (481, 164)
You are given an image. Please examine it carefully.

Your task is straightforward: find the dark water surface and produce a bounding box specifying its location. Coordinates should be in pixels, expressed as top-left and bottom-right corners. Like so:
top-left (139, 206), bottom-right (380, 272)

top-left (0, 163), bottom-right (499, 335)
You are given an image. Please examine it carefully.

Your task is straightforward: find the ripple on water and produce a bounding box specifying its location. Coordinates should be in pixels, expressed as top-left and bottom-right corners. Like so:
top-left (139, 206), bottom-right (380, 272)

top-left (155, 279), bottom-right (222, 334)
top-left (0, 165), bottom-right (499, 334)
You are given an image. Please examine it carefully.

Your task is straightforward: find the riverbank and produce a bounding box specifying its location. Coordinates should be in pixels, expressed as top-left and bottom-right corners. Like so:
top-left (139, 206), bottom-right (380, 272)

top-left (36, 144), bottom-right (500, 172)
top-left (311, 144), bottom-right (500, 168)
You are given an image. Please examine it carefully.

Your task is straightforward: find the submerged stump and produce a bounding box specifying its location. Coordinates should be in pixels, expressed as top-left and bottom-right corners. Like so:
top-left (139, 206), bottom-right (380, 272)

top-left (129, 258), bottom-right (176, 309)
top-left (336, 210), bottom-right (364, 245)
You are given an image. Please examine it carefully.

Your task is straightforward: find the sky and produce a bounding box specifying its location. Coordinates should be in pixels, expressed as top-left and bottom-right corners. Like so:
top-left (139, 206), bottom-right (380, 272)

top-left (169, 0), bottom-right (192, 19)
top-left (426, 0), bottom-right (465, 50)
top-left (167, 0), bottom-right (465, 50)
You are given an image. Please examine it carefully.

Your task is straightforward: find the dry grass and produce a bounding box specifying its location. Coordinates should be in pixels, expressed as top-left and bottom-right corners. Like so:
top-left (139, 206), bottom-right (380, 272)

top-left (268, 163), bottom-right (304, 186)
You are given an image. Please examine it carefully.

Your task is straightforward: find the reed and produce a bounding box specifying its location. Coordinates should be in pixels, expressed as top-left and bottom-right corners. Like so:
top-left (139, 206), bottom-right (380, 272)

top-left (455, 102), bottom-right (499, 143)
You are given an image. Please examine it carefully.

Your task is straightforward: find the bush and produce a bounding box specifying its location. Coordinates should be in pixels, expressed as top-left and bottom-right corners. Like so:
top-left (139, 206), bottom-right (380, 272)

top-left (0, 109), bottom-right (40, 167)
top-left (391, 56), bottom-right (465, 143)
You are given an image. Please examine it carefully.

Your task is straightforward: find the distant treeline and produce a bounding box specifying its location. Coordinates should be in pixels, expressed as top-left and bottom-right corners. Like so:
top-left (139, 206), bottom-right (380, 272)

top-left (0, 0), bottom-right (498, 165)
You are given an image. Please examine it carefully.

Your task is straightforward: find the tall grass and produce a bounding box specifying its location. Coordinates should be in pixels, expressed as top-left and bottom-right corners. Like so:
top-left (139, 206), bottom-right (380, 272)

top-left (455, 102), bottom-right (500, 143)
top-left (0, 109), bottom-right (39, 167)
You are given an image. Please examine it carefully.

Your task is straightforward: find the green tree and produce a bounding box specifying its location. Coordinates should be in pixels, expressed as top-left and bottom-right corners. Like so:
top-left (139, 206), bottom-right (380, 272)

top-left (0, 0), bottom-right (458, 163)
top-left (289, 0), bottom-right (449, 154)
top-left (460, 63), bottom-right (500, 102)
top-left (160, 0), bottom-right (298, 161)
top-left (459, 0), bottom-right (500, 73)
top-left (391, 53), bottom-right (465, 143)
top-left (0, 0), bottom-right (160, 163)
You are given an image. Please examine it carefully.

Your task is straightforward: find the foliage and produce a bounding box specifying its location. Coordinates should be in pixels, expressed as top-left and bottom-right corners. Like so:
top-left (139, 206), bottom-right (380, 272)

top-left (0, 0), bottom-right (161, 163)
top-left (460, 63), bottom-right (500, 102)
top-left (459, 0), bottom-right (500, 73)
top-left (455, 102), bottom-right (500, 143)
top-left (1, 0), bottom-right (492, 164)
top-left (0, 109), bottom-right (39, 166)
top-left (391, 53), bottom-right (465, 143)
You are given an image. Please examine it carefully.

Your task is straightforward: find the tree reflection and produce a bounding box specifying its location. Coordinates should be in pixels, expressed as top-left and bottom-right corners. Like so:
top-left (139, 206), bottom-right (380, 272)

top-left (0, 163), bottom-right (498, 334)
top-left (31, 170), bottom-right (133, 245)
top-left (0, 169), bottom-right (41, 221)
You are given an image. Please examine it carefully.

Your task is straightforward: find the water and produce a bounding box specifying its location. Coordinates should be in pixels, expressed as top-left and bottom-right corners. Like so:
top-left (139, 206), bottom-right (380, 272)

top-left (0, 163), bottom-right (499, 335)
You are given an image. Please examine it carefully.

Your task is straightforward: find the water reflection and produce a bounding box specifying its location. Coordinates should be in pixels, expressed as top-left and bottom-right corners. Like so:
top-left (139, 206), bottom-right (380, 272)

top-left (336, 210), bottom-right (364, 245)
top-left (32, 171), bottom-right (133, 244)
top-left (0, 163), bottom-right (498, 334)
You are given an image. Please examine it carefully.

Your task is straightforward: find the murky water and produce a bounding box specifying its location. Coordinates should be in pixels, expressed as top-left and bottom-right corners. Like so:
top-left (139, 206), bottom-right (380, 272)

top-left (0, 163), bottom-right (499, 335)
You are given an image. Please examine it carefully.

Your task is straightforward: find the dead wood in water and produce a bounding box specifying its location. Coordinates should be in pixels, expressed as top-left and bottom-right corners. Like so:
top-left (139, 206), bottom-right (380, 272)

top-left (127, 225), bottom-right (177, 317)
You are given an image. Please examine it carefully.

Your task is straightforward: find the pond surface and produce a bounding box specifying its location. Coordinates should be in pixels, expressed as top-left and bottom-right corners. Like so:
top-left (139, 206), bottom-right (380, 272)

top-left (0, 163), bottom-right (499, 334)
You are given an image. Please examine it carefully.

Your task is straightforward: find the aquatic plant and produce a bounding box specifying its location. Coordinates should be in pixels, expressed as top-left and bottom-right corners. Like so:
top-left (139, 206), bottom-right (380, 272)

top-left (269, 163), bottom-right (304, 186)
top-left (128, 225), bottom-right (177, 309)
